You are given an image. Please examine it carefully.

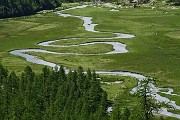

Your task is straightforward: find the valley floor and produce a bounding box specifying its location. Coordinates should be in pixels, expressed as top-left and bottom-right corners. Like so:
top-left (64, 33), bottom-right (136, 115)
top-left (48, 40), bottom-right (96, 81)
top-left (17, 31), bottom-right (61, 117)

top-left (0, 2), bottom-right (180, 119)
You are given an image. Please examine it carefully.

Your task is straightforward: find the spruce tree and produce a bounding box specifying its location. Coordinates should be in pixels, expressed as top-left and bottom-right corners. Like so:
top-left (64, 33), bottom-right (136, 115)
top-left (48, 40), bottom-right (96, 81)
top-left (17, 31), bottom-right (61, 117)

top-left (136, 78), bottom-right (158, 120)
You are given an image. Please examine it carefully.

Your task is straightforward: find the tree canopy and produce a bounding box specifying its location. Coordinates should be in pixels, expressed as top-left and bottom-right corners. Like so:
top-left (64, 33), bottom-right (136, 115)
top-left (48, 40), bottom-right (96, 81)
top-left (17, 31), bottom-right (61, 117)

top-left (0, 64), bottom-right (109, 120)
top-left (0, 0), bottom-right (62, 18)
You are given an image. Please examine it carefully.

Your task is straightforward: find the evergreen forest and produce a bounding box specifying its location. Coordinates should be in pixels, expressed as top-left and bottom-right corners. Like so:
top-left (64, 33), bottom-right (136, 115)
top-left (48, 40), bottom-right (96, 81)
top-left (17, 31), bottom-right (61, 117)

top-left (0, 0), bottom-right (62, 18)
top-left (0, 64), bottom-right (109, 120)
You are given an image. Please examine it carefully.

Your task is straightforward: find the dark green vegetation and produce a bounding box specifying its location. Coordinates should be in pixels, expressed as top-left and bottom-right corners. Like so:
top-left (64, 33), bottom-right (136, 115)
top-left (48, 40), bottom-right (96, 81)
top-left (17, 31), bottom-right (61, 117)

top-left (167, 0), bottom-right (180, 6)
top-left (0, 64), bottom-right (109, 120)
top-left (0, 63), bottom-right (171, 120)
top-left (0, 0), bottom-right (62, 18)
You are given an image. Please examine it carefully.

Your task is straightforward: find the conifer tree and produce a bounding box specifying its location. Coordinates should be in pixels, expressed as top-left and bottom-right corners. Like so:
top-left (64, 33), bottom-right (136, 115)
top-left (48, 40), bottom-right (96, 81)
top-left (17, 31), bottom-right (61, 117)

top-left (122, 107), bottom-right (130, 120)
top-left (110, 105), bottom-right (121, 120)
top-left (136, 78), bottom-right (158, 120)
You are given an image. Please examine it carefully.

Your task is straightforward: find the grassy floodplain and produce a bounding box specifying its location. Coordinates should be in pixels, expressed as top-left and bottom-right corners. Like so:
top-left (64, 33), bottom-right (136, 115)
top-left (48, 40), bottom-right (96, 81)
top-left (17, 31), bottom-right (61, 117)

top-left (59, 5), bottom-right (180, 86)
top-left (0, 2), bottom-right (180, 119)
top-left (68, 6), bottom-right (179, 87)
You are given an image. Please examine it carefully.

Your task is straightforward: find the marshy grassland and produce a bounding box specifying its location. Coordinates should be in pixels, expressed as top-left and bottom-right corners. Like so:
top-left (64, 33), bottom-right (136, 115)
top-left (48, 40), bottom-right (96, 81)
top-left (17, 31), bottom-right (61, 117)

top-left (0, 3), bottom-right (180, 119)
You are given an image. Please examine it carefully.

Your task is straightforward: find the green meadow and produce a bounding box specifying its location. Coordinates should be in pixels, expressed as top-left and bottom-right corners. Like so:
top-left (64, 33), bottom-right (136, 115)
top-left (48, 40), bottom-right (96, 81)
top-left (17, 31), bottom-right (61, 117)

top-left (0, 3), bottom-right (180, 119)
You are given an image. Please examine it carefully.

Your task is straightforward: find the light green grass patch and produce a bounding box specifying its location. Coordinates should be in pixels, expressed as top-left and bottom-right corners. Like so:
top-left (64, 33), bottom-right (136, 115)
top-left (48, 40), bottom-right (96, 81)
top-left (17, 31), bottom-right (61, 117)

top-left (0, 20), bottom-right (39, 35)
top-left (102, 83), bottom-right (126, 100)
top-left (100, 75), bottom-right (126, 82)
top-left (100, 75), bottom-right (137, 100)
top-left (51, 38), bottom-right (117, 45)
top-left (158, 92), bottom-right (180, 107)
top-left (28, 24), bottom-right (58, 31)
top-left (155, 115), bottom-right (180, 120)
top-left (28, 53), bottom-right (115, 70)
top-left (0, 35), bottom-right (6, 38)
top-left (1, 53), bottom-right (44, 74)
top-left (159, 88), bottom-right (169, 92)
top-left (168, 109), bottom-right (180, 115)
top-left (40, 43), bottom-right (114, 54)
top-left (165, 31), bottom-right (180, 39)
top-left (173, 87), bottom-right (180, 95)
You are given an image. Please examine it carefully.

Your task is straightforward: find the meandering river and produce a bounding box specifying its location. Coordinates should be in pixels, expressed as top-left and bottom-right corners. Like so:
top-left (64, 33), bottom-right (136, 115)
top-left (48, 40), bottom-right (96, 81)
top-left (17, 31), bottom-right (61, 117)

top-left (10, 5), bottom-right (180, 119)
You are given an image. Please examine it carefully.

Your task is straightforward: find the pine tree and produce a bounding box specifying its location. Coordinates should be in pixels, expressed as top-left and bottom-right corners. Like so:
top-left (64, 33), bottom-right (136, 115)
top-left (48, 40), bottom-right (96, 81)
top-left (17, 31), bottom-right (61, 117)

top-left (136, 77), bottom-right (158, 120)
top-left (8, 71), bottom-right (18, 94)
top-left (110, 105), bottom-right (121, 120)
top-left (58, 66), bottom-right (66, 84)
top-left (122, 107), bottom-right (130, 120)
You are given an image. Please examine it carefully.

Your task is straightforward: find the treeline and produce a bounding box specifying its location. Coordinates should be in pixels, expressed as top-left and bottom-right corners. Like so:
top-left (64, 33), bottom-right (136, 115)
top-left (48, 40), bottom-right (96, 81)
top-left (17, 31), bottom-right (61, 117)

top-left (167, 0), bottom-right (180, 5)
top-left (0, 63), bottom-right (163, 120)
top-left (0, 0), bottom-right (62, 18)
top-left (0, 64), bottom-right (109, 120)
